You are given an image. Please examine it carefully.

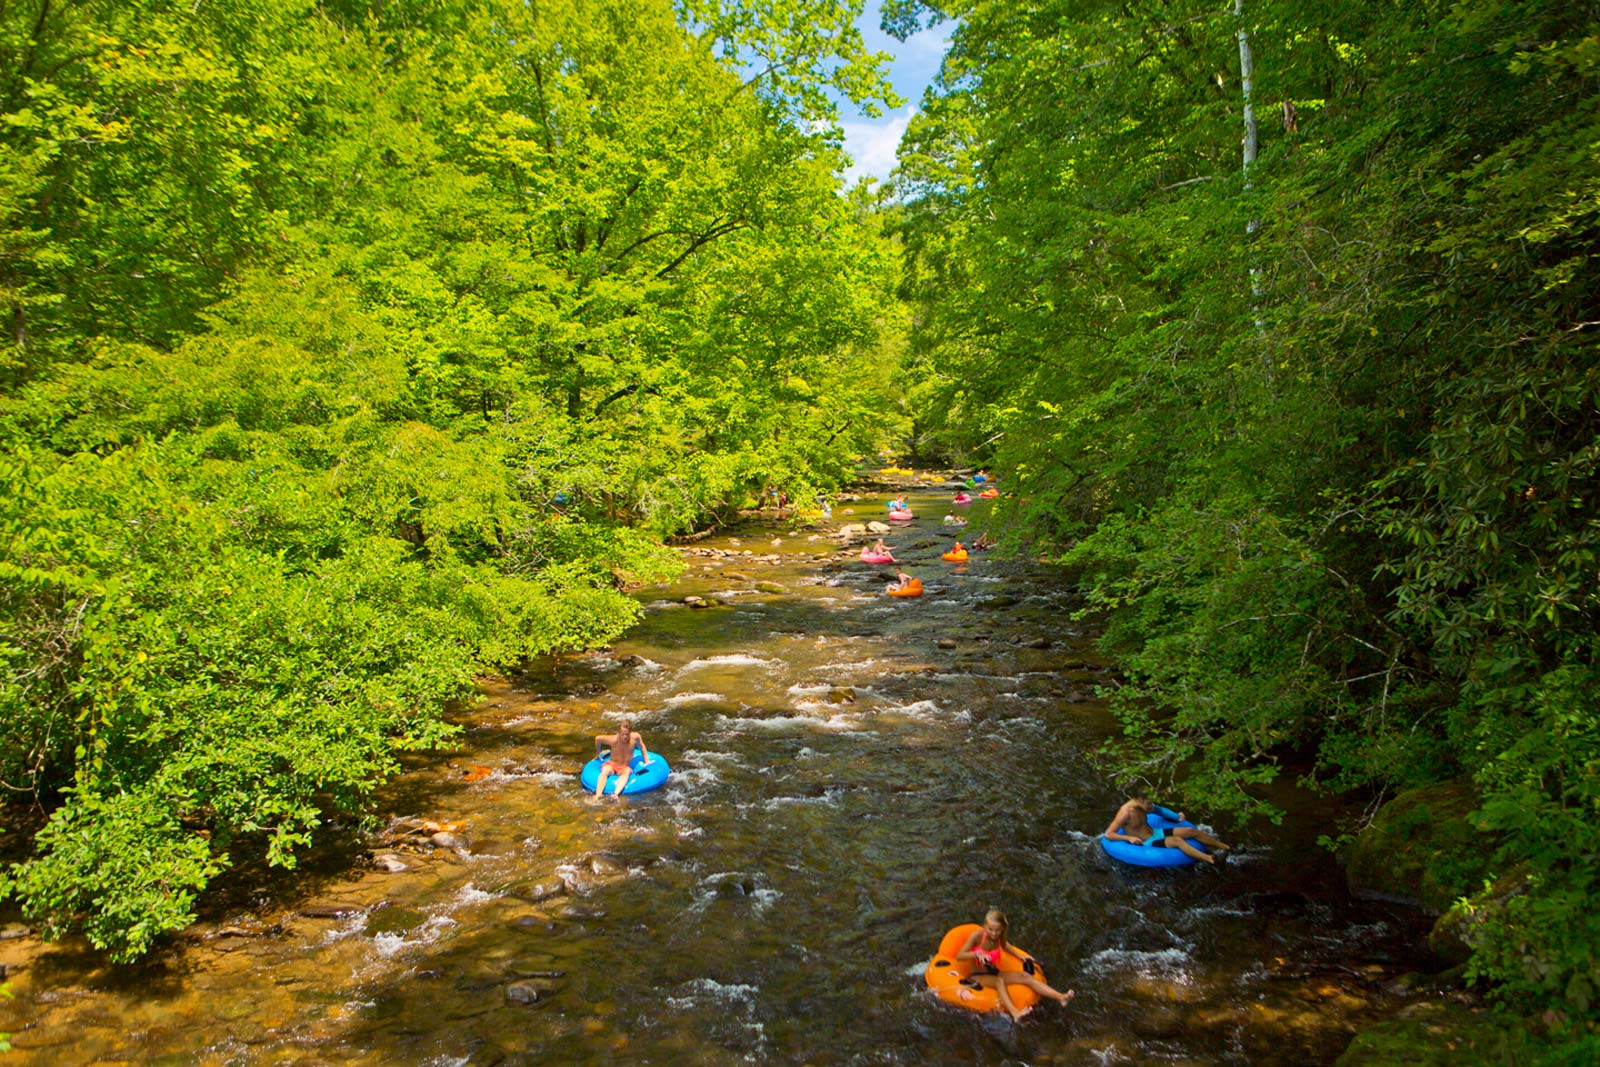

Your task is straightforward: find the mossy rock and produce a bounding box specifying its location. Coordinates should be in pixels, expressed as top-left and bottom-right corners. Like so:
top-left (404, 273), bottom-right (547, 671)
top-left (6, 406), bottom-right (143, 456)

top-left (1428, 864), bottom-right (1532, 967)
top-left (1335, 1002), bottom-right (1514, 1066)
top-left (1343, 780), bottom-right (1491, 914)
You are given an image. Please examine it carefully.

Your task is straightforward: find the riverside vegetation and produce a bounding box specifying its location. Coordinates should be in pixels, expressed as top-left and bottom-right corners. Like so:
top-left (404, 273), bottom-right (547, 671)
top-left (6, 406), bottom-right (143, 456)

top-left (889, 0), bottom-right (1598, 1059)
top-left (2, 0), bottom-right (1597, 1062)
top-left (0, 0), bottom-right (904, 961)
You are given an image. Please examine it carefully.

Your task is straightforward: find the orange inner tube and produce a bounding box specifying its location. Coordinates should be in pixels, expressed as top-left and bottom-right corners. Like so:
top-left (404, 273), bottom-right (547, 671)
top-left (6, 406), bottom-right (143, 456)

top-left (979, 488), bottom-right (1000, 498)
top-left (941, 550), bottom-right (969, 562)
top-left (886, 578), bottom-right (924, 597)
top-left (924, 924), bottom-right (1045, 1014)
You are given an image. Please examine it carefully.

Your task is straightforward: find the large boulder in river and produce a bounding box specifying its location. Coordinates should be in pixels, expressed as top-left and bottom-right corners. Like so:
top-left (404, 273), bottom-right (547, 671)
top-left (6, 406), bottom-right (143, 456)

top-left (1341, 779), bottom-right (1490, 914)
top-left (837, 523), bottom-right (868, 539)
top-left (867, 521), bottom-right (891, 533)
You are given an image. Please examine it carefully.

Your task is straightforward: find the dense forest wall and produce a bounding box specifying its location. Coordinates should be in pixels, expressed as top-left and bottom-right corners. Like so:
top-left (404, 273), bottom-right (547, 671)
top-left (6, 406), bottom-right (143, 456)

top-left (889, 0), bottom-right (1599, 1048)
top-left (0, 0), bottom-right (904, 961)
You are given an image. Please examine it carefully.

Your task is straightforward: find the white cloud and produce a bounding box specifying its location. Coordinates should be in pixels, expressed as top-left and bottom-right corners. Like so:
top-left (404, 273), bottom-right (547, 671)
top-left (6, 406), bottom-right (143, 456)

top-left (840, 105), bottom-right (917, 185)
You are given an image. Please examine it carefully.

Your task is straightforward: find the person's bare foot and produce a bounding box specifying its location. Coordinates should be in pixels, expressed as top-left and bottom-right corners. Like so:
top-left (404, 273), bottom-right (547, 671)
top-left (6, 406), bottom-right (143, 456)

top-left (1056, 990), bottom-right (1075, 1006)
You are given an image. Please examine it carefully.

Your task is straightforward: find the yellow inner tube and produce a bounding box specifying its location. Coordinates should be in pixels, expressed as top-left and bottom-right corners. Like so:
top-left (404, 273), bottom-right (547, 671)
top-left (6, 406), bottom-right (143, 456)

top-left (924, 924), bottom-right (1044, 1014)
top-left (941, 550), bottom-right (969, 562)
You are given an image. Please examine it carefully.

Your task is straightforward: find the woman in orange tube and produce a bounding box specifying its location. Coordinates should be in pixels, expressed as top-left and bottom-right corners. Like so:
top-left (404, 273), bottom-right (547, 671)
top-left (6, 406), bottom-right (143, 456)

top-left (955, 909), bottom-right (1075, 1022)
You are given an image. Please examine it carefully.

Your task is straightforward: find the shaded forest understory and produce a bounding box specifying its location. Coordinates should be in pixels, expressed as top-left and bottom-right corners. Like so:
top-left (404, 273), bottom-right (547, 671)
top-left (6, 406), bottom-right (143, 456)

top-left (2, 0), bottom-right (1597, 1060)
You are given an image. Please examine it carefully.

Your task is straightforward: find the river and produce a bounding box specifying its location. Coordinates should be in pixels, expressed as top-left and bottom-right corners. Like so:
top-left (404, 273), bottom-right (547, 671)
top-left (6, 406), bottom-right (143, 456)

top-left (0, 478), bottom-right (1431, 1065)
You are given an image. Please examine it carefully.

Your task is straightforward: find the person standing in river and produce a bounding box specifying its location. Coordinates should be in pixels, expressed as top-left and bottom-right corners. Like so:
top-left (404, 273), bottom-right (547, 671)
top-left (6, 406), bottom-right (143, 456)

top-left (1104, 796), bottom-right (1232, 864)
top-left (593, 719), bottom-right (650, 798)
top-left (955, 909), bottom-right (1075, 1022)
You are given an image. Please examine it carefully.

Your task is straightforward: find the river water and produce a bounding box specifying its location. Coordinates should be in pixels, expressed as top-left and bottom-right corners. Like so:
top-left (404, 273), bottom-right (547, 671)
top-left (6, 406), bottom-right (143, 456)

top-left (0, 480), bottom-right (1431, 1066)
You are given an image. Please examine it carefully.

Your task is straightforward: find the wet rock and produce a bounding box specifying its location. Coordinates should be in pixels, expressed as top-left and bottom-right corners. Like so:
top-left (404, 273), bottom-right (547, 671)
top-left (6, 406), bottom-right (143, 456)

top-left (430, 831), bottom-right (468, 850)
top-left (1026, 637), bottom-right (1053, 649)
top-left (299, 903), bottom-right (364, 920)
top-left (724, 571), bottom-right (752, 581)
top-left (824, 687), bottom-right (856, 704)
top-left (688, 598), bottom-right (716, 608)
top-left (866, 521), bottom-right (891, 533)
top-left (511, 879), bottom-right (567, 904)
top-left (837, 523), bottom-right (868, 539)
top-left (590, 855), bottom-right (626, 878)
top-left (371, 852), bottom-right (409, 873)
top-left (756, 581), bottom-right (785, 594)
top-left (683, 595), bottom-right (705, 605)
top-left (508, 914), bottom-right (556, 933)
top-left (559, 903), bottom-right (607, 920)
top-left (505, 979), bottom-right (559, 1005)
top-left (0, 923), bottom-right (35, 940)
top-left (937, 638), bottom-right (958, 649)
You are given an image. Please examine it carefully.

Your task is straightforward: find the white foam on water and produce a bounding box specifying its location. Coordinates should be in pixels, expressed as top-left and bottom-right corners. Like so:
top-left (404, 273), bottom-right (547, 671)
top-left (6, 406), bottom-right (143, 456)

top-left (1082, 946), bottom-right (1194, 983)
top-left (317, 909), bottom-right (369, 945)
top-left (454, 883), bottom-right (500, 906)
top-left (786, 683), bottom-right (844, 699)
top-left (644, 599), bottom-right (685, 609)
top-left (664, 691), bottom-right (729, 707)
top-left (902, 958), bottom-right (930, 977)
top-left (763, 791), bottom-right (843, 809)
top-left (531, 771), bottom-right (574, 788)
top-left (1181, 903), bottom-right (1252, 921)
top-left (720, 713), bottom-right (868, 734)
top-left (663, 764), bottom-right (723, 792)
top-left (681, 747), bottom-right (745, 765)
top-left (423, 1058), bottom-right (471, 1067)
top-left (795, 746), bottom-right (818, 759)
top-left (678, 654), bottom-right (781, 672)
top-left (371, 914), bottom-right (459, 959)
top-left (664, 976), bottom-right (764, 1029)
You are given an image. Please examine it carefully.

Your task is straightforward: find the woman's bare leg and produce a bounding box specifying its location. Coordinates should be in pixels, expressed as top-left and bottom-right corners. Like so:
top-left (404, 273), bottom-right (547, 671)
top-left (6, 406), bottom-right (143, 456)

top-left (1003, 973), bottom-right (1075, 1006)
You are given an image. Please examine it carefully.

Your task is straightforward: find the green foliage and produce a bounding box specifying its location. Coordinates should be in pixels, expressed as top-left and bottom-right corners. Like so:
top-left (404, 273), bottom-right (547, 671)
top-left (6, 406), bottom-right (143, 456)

top-left (1, 0), bottom-right (904, 959)
top-left (895, 0), bottom-right (1600, 1037)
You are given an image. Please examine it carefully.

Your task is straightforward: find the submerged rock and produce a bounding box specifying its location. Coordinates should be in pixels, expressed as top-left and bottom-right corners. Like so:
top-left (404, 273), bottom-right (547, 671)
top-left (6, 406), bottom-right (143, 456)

top-left (505, 978), bottom-right (559, 1005)
top-left (364, 905), bottom-right (427, 937)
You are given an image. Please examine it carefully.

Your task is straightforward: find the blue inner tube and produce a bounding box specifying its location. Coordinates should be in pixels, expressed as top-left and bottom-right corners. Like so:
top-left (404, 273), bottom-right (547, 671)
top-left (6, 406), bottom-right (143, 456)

top-left (580, 752), bottom-right (671, 796)
top-left (1100, 811), bottom-right (1208, 868)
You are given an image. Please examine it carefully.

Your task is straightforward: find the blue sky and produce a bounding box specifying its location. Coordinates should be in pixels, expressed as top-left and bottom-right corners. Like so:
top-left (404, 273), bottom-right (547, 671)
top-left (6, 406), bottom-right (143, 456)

top-left (839, 2), bottom-right (952, 185)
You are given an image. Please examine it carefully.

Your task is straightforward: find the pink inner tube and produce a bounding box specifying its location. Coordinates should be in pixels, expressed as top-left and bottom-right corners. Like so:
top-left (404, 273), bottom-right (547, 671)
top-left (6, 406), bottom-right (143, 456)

top-left (860, 552), bottom-right (895, 564)
top-left (888, 511), bottom-right (915, 522)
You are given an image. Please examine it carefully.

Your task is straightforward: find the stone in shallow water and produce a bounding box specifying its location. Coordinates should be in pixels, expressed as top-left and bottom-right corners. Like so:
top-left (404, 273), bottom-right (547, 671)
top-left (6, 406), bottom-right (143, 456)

top-left (509, 879), bottom-right (566, 903)
top-left (505, 979), bottom-right (559, 1005)
top-left (363, 905), bottom-right (427, 937)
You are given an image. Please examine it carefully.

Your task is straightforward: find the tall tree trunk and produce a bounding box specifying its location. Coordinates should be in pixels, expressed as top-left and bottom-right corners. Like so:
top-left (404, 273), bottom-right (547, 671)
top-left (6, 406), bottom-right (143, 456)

top-left (1235, 0), bottom-right (1266, 337)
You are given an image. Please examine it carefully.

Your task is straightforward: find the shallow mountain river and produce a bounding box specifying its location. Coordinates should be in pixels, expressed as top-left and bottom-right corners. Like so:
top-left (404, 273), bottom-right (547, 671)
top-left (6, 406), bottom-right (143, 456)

top-left (1, 481), bottom-right (1434, 1065)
